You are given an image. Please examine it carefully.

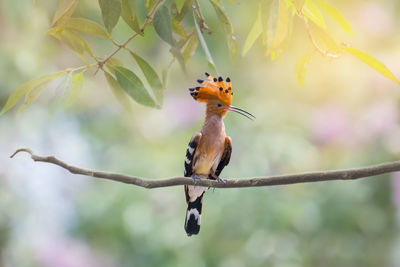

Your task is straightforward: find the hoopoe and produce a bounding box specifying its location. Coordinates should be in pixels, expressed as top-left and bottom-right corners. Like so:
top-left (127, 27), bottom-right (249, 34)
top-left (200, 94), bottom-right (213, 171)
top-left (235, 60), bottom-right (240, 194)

top-left (184, 72), bottom-right (255, 236)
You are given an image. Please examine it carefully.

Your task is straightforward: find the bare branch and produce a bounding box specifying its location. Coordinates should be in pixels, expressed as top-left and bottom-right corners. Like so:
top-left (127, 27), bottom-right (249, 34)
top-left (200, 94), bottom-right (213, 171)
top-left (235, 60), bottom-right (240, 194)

top-left (10, 148), bottom-right (400, 189)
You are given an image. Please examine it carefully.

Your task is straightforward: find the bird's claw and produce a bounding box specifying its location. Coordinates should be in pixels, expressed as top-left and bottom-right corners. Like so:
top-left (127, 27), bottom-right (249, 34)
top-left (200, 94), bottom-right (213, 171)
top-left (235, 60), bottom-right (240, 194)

top-left (191, 174), bottom-right (200, 184)
top-left (217, 177), bottom-right (227, 184)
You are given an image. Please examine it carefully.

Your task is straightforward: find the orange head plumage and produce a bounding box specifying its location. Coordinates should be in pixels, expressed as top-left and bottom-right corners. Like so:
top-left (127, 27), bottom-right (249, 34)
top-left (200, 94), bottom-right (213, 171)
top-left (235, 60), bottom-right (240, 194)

top-left (188, 73), bottom-right (255, 120)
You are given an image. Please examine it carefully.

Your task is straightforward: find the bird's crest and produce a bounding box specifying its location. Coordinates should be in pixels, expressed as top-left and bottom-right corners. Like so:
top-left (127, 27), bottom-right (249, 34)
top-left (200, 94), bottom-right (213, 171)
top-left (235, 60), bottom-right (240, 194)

top-left (189, 73), bottom-right (233, 106)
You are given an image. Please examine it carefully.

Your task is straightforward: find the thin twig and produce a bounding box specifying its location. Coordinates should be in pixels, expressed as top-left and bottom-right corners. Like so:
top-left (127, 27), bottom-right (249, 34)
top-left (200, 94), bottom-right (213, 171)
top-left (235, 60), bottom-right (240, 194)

top-left (194, 0), bottom-right (211, 34)
top-left (10, 148), bottom-right (400, 189)
top-left (97, 0), bottom-right (164, 69)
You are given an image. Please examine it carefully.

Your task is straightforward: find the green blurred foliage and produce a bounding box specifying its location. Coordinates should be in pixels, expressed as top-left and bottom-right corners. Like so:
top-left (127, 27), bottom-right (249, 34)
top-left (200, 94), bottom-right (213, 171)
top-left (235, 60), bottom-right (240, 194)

top-left (1, 0), bottom-right (400, 266)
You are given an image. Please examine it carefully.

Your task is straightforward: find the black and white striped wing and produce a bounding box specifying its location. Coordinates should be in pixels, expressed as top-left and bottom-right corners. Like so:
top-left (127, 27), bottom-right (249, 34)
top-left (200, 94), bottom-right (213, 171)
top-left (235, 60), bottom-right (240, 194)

top-left (214, 136), bottom-right (232, 177)
top-left (184, 132), bottom-right (202, 177)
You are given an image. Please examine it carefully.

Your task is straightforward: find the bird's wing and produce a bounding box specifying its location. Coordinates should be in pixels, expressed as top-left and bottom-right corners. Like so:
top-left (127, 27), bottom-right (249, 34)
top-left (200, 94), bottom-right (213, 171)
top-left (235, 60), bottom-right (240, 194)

top-left (184, 132), bottom-right (202, 177)
top-left (214, 136), bottom-right (232, 177)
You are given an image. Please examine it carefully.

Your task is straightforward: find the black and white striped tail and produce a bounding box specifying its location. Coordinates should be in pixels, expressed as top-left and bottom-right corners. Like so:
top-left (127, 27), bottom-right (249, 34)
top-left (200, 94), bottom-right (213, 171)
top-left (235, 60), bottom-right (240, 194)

top-left (184, 194), bottom-right (203, 236)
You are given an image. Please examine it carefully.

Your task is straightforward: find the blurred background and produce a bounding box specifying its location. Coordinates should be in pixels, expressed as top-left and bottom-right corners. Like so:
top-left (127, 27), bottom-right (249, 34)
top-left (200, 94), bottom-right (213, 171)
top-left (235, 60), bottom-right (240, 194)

top-left (1, 0), bottom-right (400, 266)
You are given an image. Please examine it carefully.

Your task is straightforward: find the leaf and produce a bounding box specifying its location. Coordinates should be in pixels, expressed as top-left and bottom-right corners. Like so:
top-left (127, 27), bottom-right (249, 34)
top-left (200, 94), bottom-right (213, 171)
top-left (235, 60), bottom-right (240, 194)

top-left (182, 34), bottom-right (199, 62)
top-left (294, 53), bottom-right (312, 86)
top-left (308, 21), bottom-right (341, 55)
top-left (65, 72), bottom-right (84, 106)
top-left (113, 66), bottom-right (157, 108)
top-left (121, 0), bottom-right (141, 34)
top-left (175, 0), bottom-right (186, 13)
top-left (154, 4), bottom-right (175, 46)
top-left (64, 18), bottom-right (110, 38)
top-left (1, 71), bottom-right (65, 115)
top-left (210, 0), bottom-right (237, 60)
top-left (172, 19), bottom-right (186, 38)
top-left (242, 6), bottom-right (262, 57)
top-left (342, 46), bottom-right (400, 85)
top-left (260, 0), bottom-right (273, 45)
top-left (293, 0), bottom-right (306, 12)
top-left (314, 0), bottom-right (353, 34)
top-left (129, 51), bottom-right (164, 105)
top-left (174, 0), bottom-right (193, 22)
top-left (303, 0), bottom-right (326, 29)
top-left (266, 0), bottom-right (291, 56)
top-left (60, 29), bottom-right (94, 60)
top-left (104, 72), bottom-right (132, 111)
top-left (51, 0), bottom-right (79, 26)
top-left (106, 58), bottom-right (124, 75)
top-left (98, 0), bottom-right (121, 33)
top-left (194, 12), bottom-right (217, 72)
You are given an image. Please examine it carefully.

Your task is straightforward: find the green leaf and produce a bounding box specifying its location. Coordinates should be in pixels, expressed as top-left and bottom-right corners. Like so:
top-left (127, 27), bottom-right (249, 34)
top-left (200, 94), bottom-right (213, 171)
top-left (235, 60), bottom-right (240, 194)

top-left (1, 71), bottom-right (65, 115)
top-left (314, 0), bottom-right (353, 34)
top-left (65, 72), bottom-right (84, 106)
top-left (98, 0), bottom-right (121, 33)
top-left (104, 71), bottom-right (132, 111)
top-left (60, 29), bottom-right (94, 60)
top-left (121, 0), bottom-right (141, 34)
top-left (294, 53), bottom-right (312, 86)
top-left (303, 0), bottom-right (326, 29)
top-left (193, 12), bottom-right (217, 72)
top-left (209, 0), bottom-right (237, 60)
top-left (342, 46), bottom-right (400, 85)
top-left (175, 0), bottom-right (187, 13)
top-left (129, 51), bottom-right (164, 105)
top-left (242, 6), bottom-right (262, 57)
top-left (64, 18), bottom-right (110, 38)
top-left (106, 58), bottom-right (125, 75)
top-left (113, 66), bottom-right (157, 108)
top-left (51, 0), bottom-right (79, 26)
top-left (154, 4), bottom-right (175, 46)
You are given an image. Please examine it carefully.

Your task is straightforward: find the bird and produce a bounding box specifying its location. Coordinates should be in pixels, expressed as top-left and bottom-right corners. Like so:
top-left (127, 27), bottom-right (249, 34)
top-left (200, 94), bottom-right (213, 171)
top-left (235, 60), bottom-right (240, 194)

top-left (184, 72), bottom-right (255, 236)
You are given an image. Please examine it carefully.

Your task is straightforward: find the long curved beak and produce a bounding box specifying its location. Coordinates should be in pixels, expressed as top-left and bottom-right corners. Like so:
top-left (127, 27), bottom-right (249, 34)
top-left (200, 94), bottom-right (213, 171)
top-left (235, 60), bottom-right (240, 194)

top-left (225, 105), bottom-right (256, 120)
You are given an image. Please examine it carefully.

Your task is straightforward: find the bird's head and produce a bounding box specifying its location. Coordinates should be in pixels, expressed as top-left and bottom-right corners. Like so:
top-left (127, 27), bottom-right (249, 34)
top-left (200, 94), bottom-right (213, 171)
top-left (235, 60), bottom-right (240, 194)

top-left (189, 73), bottom-right (255, 120)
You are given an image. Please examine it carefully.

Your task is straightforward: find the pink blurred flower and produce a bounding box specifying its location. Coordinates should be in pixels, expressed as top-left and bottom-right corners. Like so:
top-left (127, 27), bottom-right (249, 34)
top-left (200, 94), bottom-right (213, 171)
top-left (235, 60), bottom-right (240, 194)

top-left (35, 236), bottom-right (115, 267)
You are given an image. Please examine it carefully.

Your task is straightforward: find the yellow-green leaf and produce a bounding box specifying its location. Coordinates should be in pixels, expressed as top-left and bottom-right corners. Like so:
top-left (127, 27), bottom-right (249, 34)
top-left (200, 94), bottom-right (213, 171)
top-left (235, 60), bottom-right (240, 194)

top-left (129, 51), bottom-right (164, 105)
top-left (175, 0), bottom-right (186, 13)
top-left (294, 53), bottom-right (312, 86)
top-left (182, 34), bottom-right (199, 62)
top-left (172, 19), bottom-right (186, 38)
top-left (121, 0), bottom-right (141, 34)
top-left (266, 0), bottom-right (291, 57)
top-left (193, 12), bottom-right (216, 72)
top-left (113, 66), bottom-right (157, 108)
top-left (303, 0), bottom-right (326, 29)
top-left (314, 0), bottom-right (353, 34)
top-left (51, 0), bottom-right (79, 26)
top-left (343, 46), bottom-right (400, 85)
top-left (1, 71), bottom-right (65, 115)
top-left (174, 0), bottom-right (193, 22)
top-left (98, 0), bottom-right (121, 33)
top-left (242, 7), bottom-right (262, 57)
top-left (64, 18), bottom-right (110, 38)
top-left (261, 0), bottom-right (273, 45)
top-left (60, 29), bottom-right (94, 60)
top-left (209, 0), bottom-right (237, 60)
top-left (104, 72), bottom-right (132, 111)
top-left (65, 72), bottom-right (84, 106)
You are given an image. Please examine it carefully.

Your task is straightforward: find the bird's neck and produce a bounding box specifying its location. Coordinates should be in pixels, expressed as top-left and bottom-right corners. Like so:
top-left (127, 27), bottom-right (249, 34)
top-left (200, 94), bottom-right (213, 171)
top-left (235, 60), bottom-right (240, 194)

top-left (203, 108), bottom-right (225, 137)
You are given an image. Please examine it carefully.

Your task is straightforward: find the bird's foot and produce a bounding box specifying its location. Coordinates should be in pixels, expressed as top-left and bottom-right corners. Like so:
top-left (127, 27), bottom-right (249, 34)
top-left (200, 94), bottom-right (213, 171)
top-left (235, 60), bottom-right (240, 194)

top-left (210, 174), bottom-right (226, 184)
top-left (191, 174), bottom-right (201, 184)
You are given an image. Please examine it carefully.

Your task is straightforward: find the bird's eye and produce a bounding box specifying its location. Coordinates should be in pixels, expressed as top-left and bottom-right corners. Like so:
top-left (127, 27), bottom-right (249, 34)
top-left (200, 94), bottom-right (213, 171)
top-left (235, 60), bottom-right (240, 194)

top-left (217, 103), bottom-right (222, 107)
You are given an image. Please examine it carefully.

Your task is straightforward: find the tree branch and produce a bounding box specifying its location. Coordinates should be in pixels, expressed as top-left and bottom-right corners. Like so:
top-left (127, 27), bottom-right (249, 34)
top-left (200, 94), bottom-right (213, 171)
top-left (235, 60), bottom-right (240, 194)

top-left (10, 148), bottom-right (400, 189)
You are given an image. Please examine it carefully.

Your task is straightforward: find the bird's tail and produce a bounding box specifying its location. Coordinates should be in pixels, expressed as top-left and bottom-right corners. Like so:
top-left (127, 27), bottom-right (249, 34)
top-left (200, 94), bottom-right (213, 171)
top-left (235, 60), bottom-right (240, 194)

top-left (184, 194), bottom-right (204, 236)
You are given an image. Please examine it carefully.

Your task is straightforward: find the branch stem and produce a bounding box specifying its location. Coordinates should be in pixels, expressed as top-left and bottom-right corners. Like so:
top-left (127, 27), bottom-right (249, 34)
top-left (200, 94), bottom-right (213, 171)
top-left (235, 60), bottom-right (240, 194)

top-left (11, 148), bottom-right (400, 189)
